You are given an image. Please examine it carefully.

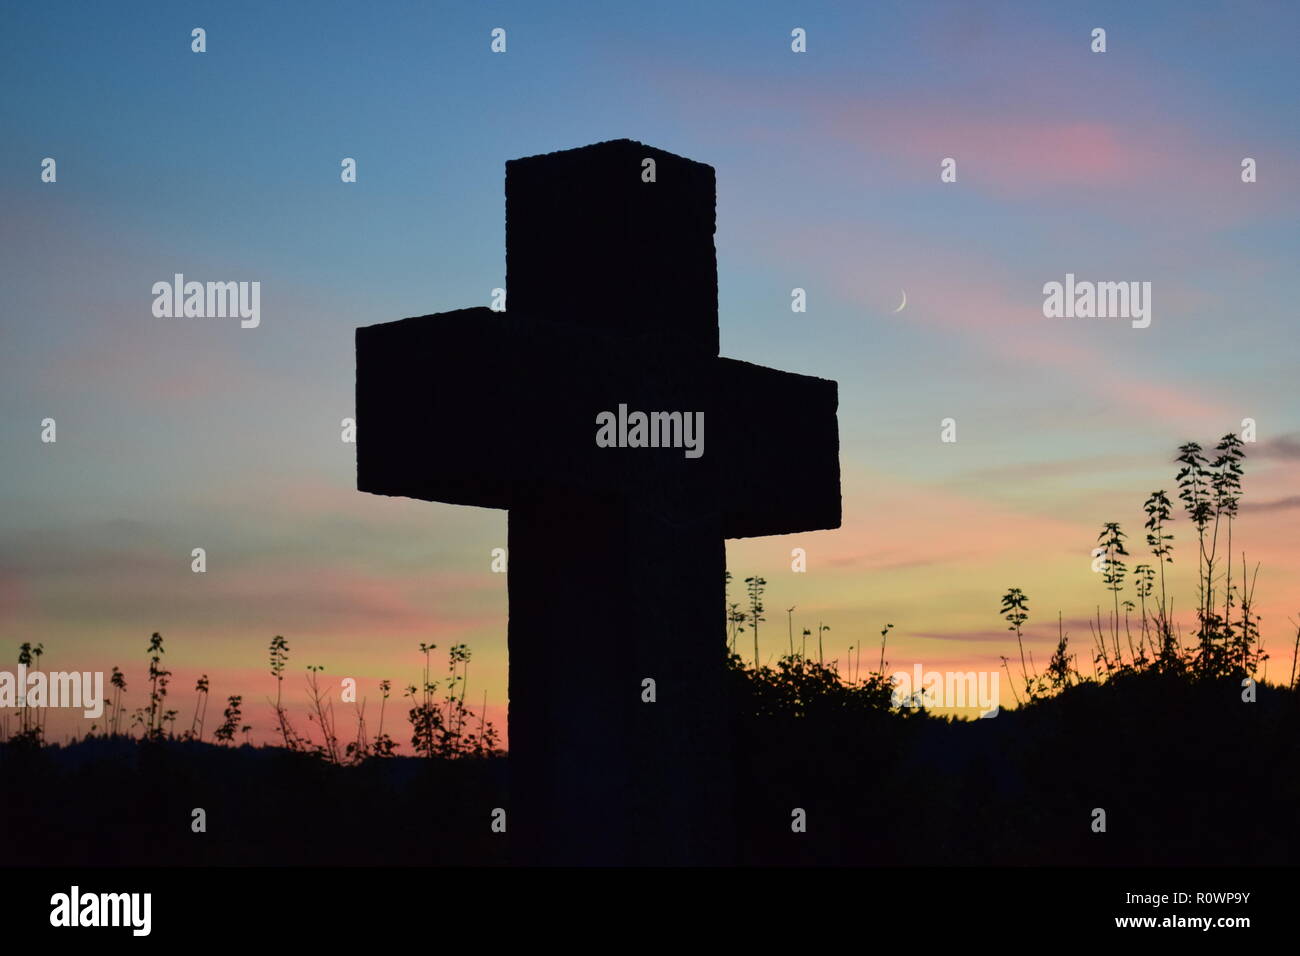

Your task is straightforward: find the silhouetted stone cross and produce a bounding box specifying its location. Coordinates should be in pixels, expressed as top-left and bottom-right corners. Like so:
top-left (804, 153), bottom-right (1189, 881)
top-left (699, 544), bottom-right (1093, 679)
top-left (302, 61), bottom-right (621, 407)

top-left (356, 139), bottom-right (840, 865)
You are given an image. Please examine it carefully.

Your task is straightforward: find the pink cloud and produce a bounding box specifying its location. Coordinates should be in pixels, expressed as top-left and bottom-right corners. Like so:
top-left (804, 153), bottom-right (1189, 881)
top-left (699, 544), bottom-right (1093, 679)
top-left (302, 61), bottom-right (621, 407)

top-left (832, 109), bottom-right (1169, 193)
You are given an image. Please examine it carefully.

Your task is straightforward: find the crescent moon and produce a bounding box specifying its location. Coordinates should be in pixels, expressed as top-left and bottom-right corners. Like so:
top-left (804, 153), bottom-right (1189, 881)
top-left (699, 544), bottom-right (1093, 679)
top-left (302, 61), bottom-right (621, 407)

top-left (892, 289), bottom-right (907, 313)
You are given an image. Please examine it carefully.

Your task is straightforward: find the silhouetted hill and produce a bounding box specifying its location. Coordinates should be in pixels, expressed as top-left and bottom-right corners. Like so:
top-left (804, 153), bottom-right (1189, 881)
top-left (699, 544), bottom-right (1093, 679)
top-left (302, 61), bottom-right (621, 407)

top-left (3, 666), bottom-right (1295, 866)
top-left (734, 667), bottom-right (1298, 865)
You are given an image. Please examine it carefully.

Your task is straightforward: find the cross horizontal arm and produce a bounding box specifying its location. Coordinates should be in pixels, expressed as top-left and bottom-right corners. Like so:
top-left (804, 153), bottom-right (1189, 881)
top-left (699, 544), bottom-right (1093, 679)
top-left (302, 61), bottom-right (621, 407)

top-left (356, 308), bottom-right (840, 537)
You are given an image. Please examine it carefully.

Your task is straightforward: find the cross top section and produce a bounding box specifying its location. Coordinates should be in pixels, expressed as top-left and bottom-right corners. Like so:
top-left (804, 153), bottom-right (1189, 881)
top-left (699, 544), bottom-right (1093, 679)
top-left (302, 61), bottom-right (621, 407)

top-left (505, 139), bottom-right (719, 355)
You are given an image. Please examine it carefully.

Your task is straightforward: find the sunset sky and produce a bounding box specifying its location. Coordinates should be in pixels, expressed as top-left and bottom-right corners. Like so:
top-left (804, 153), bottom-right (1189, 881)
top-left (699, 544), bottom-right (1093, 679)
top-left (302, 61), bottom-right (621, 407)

top-left (3, 1), bottom-right (1299, 742)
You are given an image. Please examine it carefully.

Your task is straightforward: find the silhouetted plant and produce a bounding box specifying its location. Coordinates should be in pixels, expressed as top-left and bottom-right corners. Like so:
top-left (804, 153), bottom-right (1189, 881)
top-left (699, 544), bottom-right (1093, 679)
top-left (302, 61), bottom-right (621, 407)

top-left (877, 623), bottom-right (893, 675)
top-left (183, 671), bottom-right (208, 738)
top-left (13, 642), bottom-right (44, 746)
top-left (1235, 557), bottom-right (1265, 677)
top-left (304, 665), bottom-right (340, 763)
top-left (745, 576), bottom-right (767, 666)
top-left (213, 695), bottom-right (243, 745)
top-left (1121, 599), bottom-right (1138, 664)
top-left (373, 679), bottom-right (397, 756)
top-left (445, 643), bottom-right (471, 745)
top-left (1169, 434), bottom-right (1253, 678)
top-left (403, 643), bottom-right (499, 758)
top-left (1133, 564), bottom-right (1155, 661)
top-left (1045, 612), bottom-right (1074, 690)
top-left (187, 674), bottom-right (210, 741)
top-left (999, 656), bottom-right (1022, 706)
top-left (725, 571), bottom-right (746, 654)
top-left (1143, 489), bottom-right (1177, 665)
top-left (109, 666), bottom-right (126, 737)
top-left (143, 632), bottom-right (172, 740)
top-left (406, 642), bottom-right (440, 758)
top-left (268, 635), bottom-right (299, 750)
top-left (729, 604), bottom-right (747, 656)
top-left (729, 647), bottom-right (895, 719)
top-left (1212, 433), bottom-right (1245, 629)
top-left (1096, 523), bottom-right (1129, 667)
top-left (1289, 618), bottom-right (1300, 690)
top-left (31, 642), bottom-right (46, 736)
top-left (346, 696), bottom-right (370, 763)
top-left (1000, 588), bottom-right (1032, 699)
top-left (1176, 442), bottom-right (1217, 663)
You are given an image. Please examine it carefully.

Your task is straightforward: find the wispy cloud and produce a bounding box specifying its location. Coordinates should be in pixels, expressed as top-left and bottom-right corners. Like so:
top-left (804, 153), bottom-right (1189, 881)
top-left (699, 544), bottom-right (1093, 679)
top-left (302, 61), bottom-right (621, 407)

top-left (1256, 434), bottom-right (1300, 461)
top-left (1242, 495), bottom-right (1300, 513)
